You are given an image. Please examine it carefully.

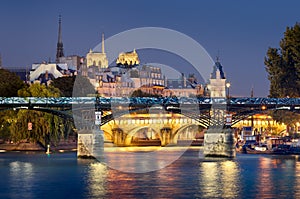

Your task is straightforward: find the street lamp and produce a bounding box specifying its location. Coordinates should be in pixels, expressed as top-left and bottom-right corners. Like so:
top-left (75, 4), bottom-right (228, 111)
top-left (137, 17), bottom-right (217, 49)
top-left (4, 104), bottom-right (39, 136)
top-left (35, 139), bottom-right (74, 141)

top-left (226, 82), bottom-right (231, 98)
top-left (95, 82), bottom-right (100, 95)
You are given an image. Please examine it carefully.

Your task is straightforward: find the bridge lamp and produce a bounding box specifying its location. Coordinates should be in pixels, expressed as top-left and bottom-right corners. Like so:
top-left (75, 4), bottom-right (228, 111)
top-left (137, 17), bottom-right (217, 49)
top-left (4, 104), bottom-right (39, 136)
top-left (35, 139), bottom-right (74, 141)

top-left (95, 82), bottom-right (100, 94)
top-left (226, 82), bottom-right (231, 98)
top-left (261, 105), bottom-right (266, 110)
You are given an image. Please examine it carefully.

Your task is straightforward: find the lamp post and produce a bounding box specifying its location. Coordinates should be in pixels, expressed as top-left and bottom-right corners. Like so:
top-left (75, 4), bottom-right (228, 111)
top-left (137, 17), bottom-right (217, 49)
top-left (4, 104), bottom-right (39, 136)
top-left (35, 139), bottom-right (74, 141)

top-left (226, 82), bottom-right (231, 99)
top-left (95, 82), bottom-right (100, 95)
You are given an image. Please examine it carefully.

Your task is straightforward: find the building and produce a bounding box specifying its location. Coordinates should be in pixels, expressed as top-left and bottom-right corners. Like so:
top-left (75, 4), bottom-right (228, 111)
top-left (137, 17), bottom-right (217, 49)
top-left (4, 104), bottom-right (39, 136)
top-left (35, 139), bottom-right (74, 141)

top-left (94, 65), bottom-right (165, 97)
top-left (28, 16), bottom-right (84, 84)
top-left (165, 73), bottom-right (204, 97)
top-left (206, 60), bottom-right (227, 98)
top-left (116, 49), bottom-right (140, 66)
top-left (86, 34), bottom-right (108, 68)
top-left (58, 55), bottom-right (84, 71)
top-left (29, 62), bottom-right (76, 84)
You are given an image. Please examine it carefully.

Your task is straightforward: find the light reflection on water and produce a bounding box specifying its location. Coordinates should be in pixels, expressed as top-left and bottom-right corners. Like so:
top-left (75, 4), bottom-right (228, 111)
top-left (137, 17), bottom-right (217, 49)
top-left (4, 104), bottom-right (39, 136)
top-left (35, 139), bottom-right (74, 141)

top-left (198, 159), bottom-right (240, 198)
top-left (103, 146), bottom-right (191, 173)
top-left (9, 161), bottom-right (34, 199)
top-left (2, 150), bottom-right (300, 198)
top-left (87, 163), bottom-right (107, 198)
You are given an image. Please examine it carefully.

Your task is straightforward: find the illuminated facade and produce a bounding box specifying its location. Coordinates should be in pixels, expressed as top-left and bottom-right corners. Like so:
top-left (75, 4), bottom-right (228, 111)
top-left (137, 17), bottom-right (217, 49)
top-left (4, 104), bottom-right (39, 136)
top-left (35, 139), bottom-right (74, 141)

top-left (86, 34), bottom-right (108, 68)
top-left (233, 114), bottom-right (287, 136)
top-left (116, 49), bottom-right (140, 66)
top-left (207, 61), bottom-right (227, 98)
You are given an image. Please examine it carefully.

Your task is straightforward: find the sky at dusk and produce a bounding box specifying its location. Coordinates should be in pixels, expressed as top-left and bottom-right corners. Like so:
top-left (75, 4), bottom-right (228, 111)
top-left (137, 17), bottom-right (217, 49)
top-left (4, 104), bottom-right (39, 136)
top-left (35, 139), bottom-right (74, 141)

top-left (0, 0), bottom-right (300, 97)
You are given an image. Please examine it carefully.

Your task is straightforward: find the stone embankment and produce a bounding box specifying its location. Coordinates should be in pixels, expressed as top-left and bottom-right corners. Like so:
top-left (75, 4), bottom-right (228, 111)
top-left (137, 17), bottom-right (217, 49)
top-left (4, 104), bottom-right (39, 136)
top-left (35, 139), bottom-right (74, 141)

top-left (0, 140), bottom-right (77, 152)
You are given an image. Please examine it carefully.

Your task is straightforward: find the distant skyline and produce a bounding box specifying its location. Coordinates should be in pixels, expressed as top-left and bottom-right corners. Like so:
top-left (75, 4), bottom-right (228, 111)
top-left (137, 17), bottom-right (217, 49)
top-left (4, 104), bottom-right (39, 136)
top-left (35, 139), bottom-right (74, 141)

top-left (0, 0), bottom-right (300, 97)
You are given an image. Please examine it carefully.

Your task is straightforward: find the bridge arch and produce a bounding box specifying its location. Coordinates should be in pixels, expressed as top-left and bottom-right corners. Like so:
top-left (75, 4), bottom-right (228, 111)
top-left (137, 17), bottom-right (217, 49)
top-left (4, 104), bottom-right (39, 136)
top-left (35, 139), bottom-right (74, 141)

top-left (172, 124), bottom-right (204, 144)
top-left (123, 126), bottom-right (161, 146)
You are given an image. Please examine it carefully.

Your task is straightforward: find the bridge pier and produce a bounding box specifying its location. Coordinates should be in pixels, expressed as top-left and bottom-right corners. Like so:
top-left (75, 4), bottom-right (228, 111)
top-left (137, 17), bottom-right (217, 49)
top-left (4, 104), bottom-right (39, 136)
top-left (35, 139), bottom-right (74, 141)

top-left (160, 127), bottom-right (172, 146)
top-left (77, 128), bottom-right (104, 159)
top-left (112, 128), bottom-right (127, 146)
top-left (203, 127), bottom-right (235, 158)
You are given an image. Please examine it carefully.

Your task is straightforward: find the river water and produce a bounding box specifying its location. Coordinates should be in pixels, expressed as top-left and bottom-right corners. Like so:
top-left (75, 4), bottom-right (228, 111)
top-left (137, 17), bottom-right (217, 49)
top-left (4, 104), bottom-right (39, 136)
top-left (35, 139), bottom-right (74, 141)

top-left (1, 148), bottom-right (300, 199)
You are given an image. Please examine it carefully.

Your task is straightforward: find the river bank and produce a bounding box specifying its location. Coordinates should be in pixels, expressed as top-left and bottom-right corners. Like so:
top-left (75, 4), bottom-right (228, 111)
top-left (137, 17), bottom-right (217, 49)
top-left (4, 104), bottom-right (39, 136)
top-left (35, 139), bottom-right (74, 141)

top-left (0, 141), bottom-right (77, 152)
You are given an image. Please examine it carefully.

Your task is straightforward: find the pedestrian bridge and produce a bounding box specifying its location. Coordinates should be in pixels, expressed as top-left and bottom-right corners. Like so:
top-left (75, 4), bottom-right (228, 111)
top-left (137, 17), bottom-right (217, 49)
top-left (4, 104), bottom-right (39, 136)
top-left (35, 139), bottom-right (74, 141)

top-left (2, 96), bottom-right (300, 157)
top-left (1, 96), bottom-right (300, 127)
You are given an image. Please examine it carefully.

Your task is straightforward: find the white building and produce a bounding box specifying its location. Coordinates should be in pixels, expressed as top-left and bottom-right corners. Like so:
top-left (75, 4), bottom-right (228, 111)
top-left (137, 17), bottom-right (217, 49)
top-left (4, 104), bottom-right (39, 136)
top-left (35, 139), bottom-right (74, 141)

top-left (207, 61), bottom-right (227, 98)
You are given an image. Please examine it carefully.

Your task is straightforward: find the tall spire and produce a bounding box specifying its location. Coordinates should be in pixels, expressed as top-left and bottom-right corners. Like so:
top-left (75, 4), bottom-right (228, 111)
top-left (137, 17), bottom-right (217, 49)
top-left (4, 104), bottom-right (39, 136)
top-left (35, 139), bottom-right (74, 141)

top-left (58, 15), bottom-right (62, 43)
top-left (56, 15), bottom-right (64, 63)
top-left (102, 33), bottom-right (105, 54)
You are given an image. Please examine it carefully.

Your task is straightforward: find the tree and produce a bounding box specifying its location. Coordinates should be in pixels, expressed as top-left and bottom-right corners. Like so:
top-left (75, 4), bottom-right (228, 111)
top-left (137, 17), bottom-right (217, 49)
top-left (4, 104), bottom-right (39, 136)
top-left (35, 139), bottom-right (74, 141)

top-left (18, 83), bottom-right (61, 97)
top-left (131, 89), bottom-right (162, 97)
top-left (5, 83), bottom-right (70, 147)
top-left (265, 23), bottom-right (300, 132)
top-left (51, 76), bottom-right (76, 97)
top-left (0, 69), bottom-right (25, 97)
top-left (265, 23), bottom-right (300, 97)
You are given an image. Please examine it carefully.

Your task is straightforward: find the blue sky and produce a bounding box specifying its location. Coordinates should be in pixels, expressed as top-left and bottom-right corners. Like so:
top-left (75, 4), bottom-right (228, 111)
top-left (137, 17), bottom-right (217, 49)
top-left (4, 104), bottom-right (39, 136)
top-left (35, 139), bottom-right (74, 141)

top-left (0, 0), bottom-right (300, 97)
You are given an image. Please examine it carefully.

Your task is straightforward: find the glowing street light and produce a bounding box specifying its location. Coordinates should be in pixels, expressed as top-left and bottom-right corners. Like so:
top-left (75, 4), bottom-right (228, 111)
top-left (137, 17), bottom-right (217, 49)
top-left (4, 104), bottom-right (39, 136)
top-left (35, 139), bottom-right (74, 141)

top-left (226, 82), bottom-right (231, 98)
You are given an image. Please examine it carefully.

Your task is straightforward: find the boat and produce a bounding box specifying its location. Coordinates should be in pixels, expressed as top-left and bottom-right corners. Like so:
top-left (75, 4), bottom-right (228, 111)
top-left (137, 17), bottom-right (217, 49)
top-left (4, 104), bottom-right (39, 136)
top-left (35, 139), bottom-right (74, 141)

top-left (243, 145), bottom-right (272, 154)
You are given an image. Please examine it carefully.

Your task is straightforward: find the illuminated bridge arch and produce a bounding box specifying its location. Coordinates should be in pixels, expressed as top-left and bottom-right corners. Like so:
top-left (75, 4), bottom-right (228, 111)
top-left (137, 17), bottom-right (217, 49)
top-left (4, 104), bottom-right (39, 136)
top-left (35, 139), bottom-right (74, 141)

top-left (172, 124), bottom-right (204, 142)
top-left (124, 126), bottom-right (161, 145)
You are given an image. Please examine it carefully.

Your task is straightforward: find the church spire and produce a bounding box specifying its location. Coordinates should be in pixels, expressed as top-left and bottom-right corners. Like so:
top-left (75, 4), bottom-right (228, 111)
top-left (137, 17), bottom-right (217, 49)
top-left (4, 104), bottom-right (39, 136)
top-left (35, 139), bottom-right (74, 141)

top-left (56, 15), bottom-right (64, 63)
top-left (102, 33), bottom-right (105, 54)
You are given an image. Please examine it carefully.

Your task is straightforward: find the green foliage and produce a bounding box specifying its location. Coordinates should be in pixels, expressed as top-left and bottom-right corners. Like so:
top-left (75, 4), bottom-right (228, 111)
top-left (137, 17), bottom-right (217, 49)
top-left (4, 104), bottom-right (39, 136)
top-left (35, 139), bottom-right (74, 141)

top-left (50, 76), bottom-right (75, 97)
top-left (269, 110), bottom-right (300, 126)
top-left (131, 89), bottom-right (162, 97)
top-left (0, 83), bottom-right (75, 147)
top-left (265, 23), bottom-right (300, 97)
top-left (18, 83), bottom-right (61, 97)
top-left (0, 69), bottom-right (25, 97)
top-left (0, 110), bottom-right (15, 140)
top-left (265, 23), bottom-right (300, 130)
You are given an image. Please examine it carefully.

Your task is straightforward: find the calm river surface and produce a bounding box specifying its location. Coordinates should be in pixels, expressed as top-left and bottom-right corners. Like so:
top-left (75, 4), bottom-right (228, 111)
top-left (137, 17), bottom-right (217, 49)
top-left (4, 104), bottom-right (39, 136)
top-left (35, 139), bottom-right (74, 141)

top-left (1, 148), bottom-right (300, 199)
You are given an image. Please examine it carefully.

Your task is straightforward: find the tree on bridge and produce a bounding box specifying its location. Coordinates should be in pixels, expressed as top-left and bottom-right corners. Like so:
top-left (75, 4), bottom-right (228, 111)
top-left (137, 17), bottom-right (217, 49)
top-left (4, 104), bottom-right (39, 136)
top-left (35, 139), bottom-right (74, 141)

top-left (265, 23), bottom-right (300, 134)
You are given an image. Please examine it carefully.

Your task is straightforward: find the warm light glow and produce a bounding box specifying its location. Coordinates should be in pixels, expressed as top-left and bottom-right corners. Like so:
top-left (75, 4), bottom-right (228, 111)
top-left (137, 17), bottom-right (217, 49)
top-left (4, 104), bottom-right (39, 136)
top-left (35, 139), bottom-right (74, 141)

top-left (261, 105), bottom-right (266, 110)
top-left (226, 82), bottom-right (231, 88)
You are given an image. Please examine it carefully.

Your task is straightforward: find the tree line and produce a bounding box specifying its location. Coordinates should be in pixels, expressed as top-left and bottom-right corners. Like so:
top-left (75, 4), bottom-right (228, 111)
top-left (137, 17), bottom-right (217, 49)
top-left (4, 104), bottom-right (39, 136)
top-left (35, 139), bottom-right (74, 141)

top-left (0, 70), bottom-right (94, 147)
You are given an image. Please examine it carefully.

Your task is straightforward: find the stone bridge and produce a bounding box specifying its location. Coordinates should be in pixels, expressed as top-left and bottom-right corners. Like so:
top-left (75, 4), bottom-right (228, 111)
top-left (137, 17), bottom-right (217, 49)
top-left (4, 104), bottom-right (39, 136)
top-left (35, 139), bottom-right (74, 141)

top-left (101, 113), bottom-right (202, 146)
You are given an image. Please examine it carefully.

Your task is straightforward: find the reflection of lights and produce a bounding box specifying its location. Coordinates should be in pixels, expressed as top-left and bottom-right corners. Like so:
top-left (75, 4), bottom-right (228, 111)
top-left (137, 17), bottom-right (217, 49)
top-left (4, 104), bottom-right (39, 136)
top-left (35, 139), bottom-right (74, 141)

top-left (201, 162), bottom-right (219, 198)
top-left (295, 160), bottom-right (300, 197)
top-left (256, 157), bottom-right (272, 198)
top-left (200, 160), bottom-right (239, 198)
top-left (220, 161), bottom-right (239, 198)
top-left (88, 163), bottom-right (107, 198)
top-left (9, 161), bottom-right (34, 198)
